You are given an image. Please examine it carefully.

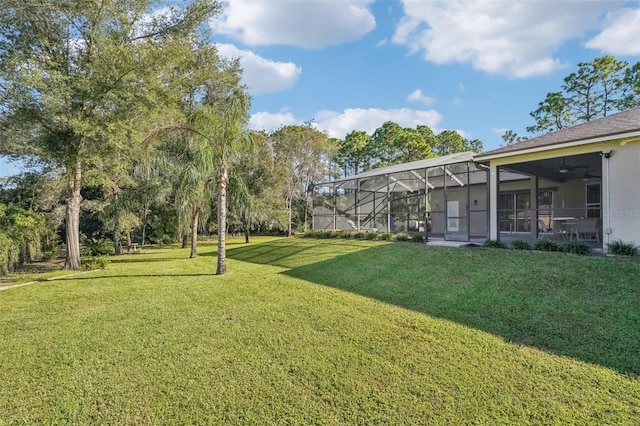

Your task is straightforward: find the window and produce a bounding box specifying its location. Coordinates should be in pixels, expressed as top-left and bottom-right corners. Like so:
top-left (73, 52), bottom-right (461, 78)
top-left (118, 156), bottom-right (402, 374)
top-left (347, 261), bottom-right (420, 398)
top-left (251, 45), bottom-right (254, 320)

top-left (499, 190), bottom-right (555, 233)
top-left (586, 183), bottom-right (601, 218)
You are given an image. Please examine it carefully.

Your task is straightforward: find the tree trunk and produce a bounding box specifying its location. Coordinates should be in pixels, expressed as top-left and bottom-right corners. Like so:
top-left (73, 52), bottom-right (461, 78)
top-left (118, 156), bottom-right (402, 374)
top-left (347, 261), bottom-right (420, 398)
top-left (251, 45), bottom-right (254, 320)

top-left (64, 159), bottom-right (83, 270)
top-left (190, 200), bottom-right (203, 259)
top-left (114, 194), bottom-right (122, 255)
top-left (287, 197), bottom-right (293, 237)
top-left (216, 158), bottom-right (228, 275)
top-left (141, 204), bottom-right (148, 246)
top-left (181, 232), bottom-right (188, 249)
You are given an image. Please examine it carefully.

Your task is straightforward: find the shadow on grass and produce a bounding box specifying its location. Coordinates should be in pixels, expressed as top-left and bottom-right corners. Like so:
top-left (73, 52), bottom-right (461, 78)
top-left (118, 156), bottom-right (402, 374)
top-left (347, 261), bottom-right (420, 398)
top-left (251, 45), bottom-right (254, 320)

top-left (227, 239), bottom-right (640, 376)
top-left (55, 273), bottom-right (216, 281)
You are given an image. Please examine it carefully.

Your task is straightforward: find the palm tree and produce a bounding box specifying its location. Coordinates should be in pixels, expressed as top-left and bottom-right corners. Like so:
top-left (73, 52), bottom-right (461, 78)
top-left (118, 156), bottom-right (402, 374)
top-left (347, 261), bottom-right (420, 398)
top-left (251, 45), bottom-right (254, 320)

top-left (145, 85), bottom-right (250, 273)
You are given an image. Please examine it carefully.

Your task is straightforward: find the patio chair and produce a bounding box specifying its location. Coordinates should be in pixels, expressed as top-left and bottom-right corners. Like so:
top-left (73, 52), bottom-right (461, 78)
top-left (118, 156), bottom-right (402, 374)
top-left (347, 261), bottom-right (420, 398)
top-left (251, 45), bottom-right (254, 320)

top-left (537, 219), bottom-right (549, 238)
top-left (576, 218), bottom-right (601, 243)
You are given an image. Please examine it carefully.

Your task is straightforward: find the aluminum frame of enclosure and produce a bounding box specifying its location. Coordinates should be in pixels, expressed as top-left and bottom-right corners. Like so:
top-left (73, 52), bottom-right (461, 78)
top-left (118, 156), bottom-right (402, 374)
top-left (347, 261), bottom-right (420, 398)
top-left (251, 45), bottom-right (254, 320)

top-left (312, 152), bottom-right (490, 242)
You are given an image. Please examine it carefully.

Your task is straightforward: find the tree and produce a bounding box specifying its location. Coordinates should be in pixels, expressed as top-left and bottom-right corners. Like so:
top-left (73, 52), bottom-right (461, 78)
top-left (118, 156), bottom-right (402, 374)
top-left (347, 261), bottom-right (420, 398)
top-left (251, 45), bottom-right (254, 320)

top-left (146, 77), bottom-right (251, 273)
top-left (335, 131), bottom-right (372, 177)
top-left (271, 124), bottom-right (335, 236)
top-left (0, 0), bottom-right (220, 269)
top-left (433, 130), bottom-right (483, 156)
top-left (527, 92), bottom-right (573, 134)
top-left (369, 122), bottom-right (433, 167)
top-left (500, 130), bottom-right (528, 146)
top-left (528, 56), bottom-right (640, 134)
top-left (617, 62), bottom-right (640, 111)
top-left (0, 203), bottom-right (48, 275)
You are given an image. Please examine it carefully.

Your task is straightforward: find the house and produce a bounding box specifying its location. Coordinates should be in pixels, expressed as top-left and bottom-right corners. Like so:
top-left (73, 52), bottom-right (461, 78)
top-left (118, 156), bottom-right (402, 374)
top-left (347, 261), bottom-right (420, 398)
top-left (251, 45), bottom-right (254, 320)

top-left (313, 106), bottom-right (640, 251)
top-left (475, 106), bottom-right (640, 250)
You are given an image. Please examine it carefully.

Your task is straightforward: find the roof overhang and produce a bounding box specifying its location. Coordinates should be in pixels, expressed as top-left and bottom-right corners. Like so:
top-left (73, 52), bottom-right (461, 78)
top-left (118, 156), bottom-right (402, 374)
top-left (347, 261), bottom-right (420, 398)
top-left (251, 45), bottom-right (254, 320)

top-left (475, 130), bottom-right (640, 162)
top-left (325, 151), bottom-right (477, 185)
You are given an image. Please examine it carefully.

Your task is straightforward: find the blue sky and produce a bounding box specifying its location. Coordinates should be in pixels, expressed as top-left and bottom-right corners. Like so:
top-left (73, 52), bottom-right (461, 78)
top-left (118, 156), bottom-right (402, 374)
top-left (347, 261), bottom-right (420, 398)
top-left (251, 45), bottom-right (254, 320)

top-left (2, 0), bottom-right (640, 177)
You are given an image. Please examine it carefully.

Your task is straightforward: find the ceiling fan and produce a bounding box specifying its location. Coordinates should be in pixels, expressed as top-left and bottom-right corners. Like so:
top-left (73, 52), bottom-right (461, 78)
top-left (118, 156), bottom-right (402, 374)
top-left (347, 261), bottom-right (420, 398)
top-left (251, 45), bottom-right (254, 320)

top-left (579, 165), bottom-right (601, 180)
top-left (558, 157), bottom-right (575, 174)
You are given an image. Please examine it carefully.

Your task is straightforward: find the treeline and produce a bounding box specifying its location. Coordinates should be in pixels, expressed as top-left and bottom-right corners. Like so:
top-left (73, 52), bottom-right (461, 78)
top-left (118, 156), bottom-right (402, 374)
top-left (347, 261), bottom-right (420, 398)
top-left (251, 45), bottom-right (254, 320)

top-left (334, 123), bottom-right (482, 178)
top-left (503, 56), bottom-right (640, 144)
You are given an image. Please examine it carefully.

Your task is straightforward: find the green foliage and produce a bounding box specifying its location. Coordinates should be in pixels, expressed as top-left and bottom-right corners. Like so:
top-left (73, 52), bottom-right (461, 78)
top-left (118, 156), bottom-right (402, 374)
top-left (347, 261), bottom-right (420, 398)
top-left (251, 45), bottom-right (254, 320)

top-left (561, 240), bottom-right (592, 255)
top-left (528, 56), bottom-right (640, 133)
top-left (511, 240), bottom-right (531, 250)
top-left (483, 239), bottom-right (506, 249)
top-left (81, 237), bottom-right (115, 257)
top-left (395, 233), bottom-right (411, 241)
top-left (411, 234), bottom-right (424, 243)
top-left (81, 255), bottom-right (110, 270)
top-left (533, 239), bottom-right (561, 252)
top-left (379, 232), bottom-right (392, 241)
top-left (335, 130), bottom-right (373, 177)
top-left (607, 240), bottom-right (639, 256)
top-left (0, 203), bottom-right (48, 275)
top-left (364, 231), bottom-right (379, 240)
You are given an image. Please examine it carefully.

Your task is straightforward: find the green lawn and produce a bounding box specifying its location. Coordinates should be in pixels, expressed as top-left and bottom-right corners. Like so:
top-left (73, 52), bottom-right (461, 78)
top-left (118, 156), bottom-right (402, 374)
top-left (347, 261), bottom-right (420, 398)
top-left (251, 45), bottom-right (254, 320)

top-left (1, 237), bottom-right (639, 424)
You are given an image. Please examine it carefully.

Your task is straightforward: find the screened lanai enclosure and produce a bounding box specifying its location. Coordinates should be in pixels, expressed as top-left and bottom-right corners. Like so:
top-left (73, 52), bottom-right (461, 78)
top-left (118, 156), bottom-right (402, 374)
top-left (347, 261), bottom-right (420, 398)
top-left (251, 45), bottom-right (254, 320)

top-left (313, 152), bottom-right (491, 242)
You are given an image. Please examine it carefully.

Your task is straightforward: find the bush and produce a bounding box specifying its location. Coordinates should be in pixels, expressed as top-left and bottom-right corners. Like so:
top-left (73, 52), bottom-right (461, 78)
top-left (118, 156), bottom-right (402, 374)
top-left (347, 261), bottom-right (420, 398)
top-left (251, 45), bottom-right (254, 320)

top-left (378, 232), bottom-right (393, 241)
top-left (81, 255), bottom-right (110, 270)
top-left (395, 233), bottom-right (411, 241)
top-left (607, 240), bottom-right (639, 256)
top-left (411, 234), bottom-right (424, 243)
top-left (561, 240), bottom-right (591, 255)
top-left (533, 239), bottom-right (560, 252)
top-left (483, 239), bottom-right (506, 249)
top-left (41, 250), bottom-right (56, 262)
top-left (511, 240), bottom-right (531, 250)
top-left (364, 231), bottom-right (379, 240)
top-left (352, 232), bottom-right (366, 239)
top-left (81, 237), bottom-right (115, 256)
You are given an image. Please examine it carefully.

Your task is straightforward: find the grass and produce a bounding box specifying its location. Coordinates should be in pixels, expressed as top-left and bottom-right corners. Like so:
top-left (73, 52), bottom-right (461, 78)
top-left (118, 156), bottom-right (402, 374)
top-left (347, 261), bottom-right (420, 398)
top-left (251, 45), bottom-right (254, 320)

top-left (1, 236), bottom-right (639, 424)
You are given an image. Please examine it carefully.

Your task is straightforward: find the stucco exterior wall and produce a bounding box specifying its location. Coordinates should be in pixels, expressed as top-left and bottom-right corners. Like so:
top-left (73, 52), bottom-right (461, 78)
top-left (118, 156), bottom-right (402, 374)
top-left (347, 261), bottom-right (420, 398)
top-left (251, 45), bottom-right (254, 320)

top-left (604, 142), bottom-right (640, 247)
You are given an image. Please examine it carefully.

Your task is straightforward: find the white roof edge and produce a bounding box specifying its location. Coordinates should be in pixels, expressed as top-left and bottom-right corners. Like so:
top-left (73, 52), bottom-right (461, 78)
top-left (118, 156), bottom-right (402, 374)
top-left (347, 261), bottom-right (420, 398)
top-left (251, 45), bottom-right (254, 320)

top-left (476, 130), bottom-right (640, 162)
top-left (324, 151), bottom-right (477, 185)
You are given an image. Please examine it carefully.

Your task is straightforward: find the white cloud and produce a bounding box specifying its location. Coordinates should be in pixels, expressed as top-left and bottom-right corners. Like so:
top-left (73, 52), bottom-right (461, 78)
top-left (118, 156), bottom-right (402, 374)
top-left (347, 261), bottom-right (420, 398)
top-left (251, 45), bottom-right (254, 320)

top-left (585, 6), bottom-right (640, 55)
top-left (216, 43), bottom-right (302, 95)
top-left (455, 129), bottom-right (473, 139)
top-left (248, 111), bottom-right (301, 133)
top-left (492, 127), bottom-right (509, 135)
top-left (313, 107), bottom-right (443, 139)
top-left (211, 0), bottom-right (376, 48)
top-left (393, 1), bottom-right (616, 78)
top-left (406, 89), bottom-right (436, 106)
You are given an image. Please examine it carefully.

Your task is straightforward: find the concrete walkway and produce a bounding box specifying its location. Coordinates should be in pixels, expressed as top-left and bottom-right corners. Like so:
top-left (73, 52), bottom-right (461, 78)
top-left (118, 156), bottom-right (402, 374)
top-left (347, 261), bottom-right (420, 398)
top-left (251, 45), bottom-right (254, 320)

top-left (0, 269), bottom-right (99, 292)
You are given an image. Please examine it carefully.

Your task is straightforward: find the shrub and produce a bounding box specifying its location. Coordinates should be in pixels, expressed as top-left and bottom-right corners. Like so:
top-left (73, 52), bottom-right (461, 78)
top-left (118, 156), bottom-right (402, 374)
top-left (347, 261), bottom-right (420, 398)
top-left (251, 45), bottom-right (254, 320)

top-left (41, 250), bottom-right (56, 262)
top-left (411, 234), bottom-right (424, 243)
top-left (607, 240), bottom-right (639, 256)
top-left (336, 231), bottom-right (353, 239)
top-left (81, 237), bottom-right (115, 256)
top-left (511, 240), bottom-right (531, 250)
top-left (395, 233), bottom-right (411, 241)
top-left (533, 239), bottom-right (560, 252)
top-left (364, 231), bottom-right (379, 240)
top-left (81, 255), bottom-right (110, 270)
top-left (353, 232), bottom-right (366, 240)
top-left (561, 240), bottom-right (591, 255)
top-left (378, 232), bottom-right (393, 241)
top-left (483, 239), bottom-right (506, 249)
